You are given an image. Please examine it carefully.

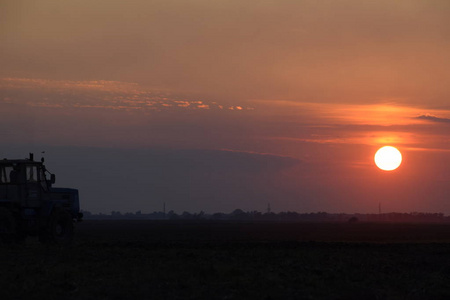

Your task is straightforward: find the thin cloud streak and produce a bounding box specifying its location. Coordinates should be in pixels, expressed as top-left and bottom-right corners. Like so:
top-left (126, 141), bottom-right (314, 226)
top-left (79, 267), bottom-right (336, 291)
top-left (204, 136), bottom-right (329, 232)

top-left (254, 100), bottom-right (450, 125)
top-left (0, 77), bottom-right (253, 113)
top-left (415, 114), bottom-right (450, 123)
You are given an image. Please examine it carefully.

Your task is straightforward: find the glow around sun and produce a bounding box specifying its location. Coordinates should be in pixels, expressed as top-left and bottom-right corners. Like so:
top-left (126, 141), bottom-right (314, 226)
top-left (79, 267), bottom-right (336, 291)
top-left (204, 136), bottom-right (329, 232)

top-left (374, 146), bottom-right (402, 171)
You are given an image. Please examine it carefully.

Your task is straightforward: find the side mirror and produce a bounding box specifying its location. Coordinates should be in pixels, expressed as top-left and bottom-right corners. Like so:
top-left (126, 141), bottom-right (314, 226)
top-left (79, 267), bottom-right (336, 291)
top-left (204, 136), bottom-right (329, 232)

top-left (51, 174), bottom-right (56, 184)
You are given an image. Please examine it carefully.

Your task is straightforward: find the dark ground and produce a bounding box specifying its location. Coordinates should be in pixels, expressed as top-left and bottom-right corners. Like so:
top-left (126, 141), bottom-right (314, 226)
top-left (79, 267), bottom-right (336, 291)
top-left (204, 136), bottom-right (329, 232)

top-left (1, 220), bottom-right (450, 299)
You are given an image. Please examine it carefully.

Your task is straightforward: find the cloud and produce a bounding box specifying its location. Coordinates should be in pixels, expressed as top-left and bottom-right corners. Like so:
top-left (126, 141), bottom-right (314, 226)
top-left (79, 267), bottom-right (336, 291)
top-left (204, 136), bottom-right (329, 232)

top-left (415, 114), bottom-right (450, 123)
top-left (0, 145), bottom-right (300, 213)
top-left (0, 77), bottom-right (253, 113)
top-left (2, 77), bottom-right (450, 156)
top-left (253, 100), bottom-right (450, 149)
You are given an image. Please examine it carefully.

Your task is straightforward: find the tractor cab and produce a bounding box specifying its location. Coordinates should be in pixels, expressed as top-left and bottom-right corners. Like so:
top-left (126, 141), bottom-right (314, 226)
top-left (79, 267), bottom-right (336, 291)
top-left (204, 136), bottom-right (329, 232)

top-left (0, 153), bottom-right (81, 244)
top-left (0, 154), bottom-right (55, 207)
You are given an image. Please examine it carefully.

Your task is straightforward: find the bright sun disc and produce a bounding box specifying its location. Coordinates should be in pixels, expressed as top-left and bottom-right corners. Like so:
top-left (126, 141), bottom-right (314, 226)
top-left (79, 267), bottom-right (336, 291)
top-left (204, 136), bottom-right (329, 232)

top-left (374, 146), bottom-right (402, 171)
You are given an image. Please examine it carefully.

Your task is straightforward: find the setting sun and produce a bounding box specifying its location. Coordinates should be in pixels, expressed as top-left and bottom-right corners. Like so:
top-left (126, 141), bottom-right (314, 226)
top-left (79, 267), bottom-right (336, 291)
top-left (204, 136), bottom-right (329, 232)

top-left (374, 146), bottom-right (402, 171)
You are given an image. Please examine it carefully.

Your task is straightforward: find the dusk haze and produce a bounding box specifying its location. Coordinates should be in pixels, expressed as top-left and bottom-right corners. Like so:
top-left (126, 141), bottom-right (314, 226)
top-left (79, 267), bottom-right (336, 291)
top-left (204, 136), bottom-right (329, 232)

top-left (1, 0), bottom-right (449, 215)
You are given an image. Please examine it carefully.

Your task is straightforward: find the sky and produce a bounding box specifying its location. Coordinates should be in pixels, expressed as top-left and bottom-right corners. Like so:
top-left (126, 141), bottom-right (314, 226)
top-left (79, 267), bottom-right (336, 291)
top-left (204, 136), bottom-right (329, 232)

top-left (1, 0), bottom-right (449, 214)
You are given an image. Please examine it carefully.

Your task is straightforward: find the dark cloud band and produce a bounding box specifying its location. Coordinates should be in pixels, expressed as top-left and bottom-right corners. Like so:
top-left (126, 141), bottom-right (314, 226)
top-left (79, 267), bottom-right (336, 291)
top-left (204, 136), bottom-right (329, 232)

top-left (415, 115), bottom-right (450, 123)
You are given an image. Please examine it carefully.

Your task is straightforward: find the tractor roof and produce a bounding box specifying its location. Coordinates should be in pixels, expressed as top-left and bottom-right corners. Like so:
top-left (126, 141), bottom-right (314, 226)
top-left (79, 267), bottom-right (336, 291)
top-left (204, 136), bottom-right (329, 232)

top-left (0, 153), bottom-right (43, 165)
top-left (0, 158), bottom-right (42, 165)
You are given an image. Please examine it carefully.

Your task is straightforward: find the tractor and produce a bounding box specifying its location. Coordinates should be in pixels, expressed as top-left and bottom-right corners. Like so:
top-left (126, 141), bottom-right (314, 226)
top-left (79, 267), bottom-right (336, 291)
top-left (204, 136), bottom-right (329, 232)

top-left (0, 153), bottom-right (82, 243)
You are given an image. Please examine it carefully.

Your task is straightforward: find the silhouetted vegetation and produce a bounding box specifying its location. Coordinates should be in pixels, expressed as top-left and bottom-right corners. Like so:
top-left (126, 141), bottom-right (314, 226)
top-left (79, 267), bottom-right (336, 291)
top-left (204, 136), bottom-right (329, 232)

top-left (82, 209), bottom-right (449, 223)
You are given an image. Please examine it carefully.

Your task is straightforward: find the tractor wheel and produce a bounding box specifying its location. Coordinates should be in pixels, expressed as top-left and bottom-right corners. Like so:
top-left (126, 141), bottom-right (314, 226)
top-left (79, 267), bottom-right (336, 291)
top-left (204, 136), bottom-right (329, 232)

top-left (40, 209), bottom-right (74, 244)
top-left (0, 208), bottom-right (17, 243)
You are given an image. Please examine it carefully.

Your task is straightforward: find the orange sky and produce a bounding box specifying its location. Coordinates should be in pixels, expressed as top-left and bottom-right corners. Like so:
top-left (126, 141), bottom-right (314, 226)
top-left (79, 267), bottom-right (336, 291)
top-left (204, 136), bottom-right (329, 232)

top-left (1, 1), bottom-right (449, 214)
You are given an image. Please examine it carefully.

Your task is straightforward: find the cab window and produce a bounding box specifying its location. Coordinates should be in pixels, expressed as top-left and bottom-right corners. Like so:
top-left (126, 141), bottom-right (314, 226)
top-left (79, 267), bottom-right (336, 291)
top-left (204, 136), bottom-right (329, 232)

top-left (0, 166), bottom-right (14, 184)
top-left (27, 166), bottom-right (38, 182)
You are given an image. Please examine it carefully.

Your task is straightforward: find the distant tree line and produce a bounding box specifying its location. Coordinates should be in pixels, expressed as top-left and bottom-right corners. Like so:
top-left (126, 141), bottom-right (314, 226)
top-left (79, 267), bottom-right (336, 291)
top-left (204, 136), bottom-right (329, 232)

top-left (81, 209), bottom-right (449, 223)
